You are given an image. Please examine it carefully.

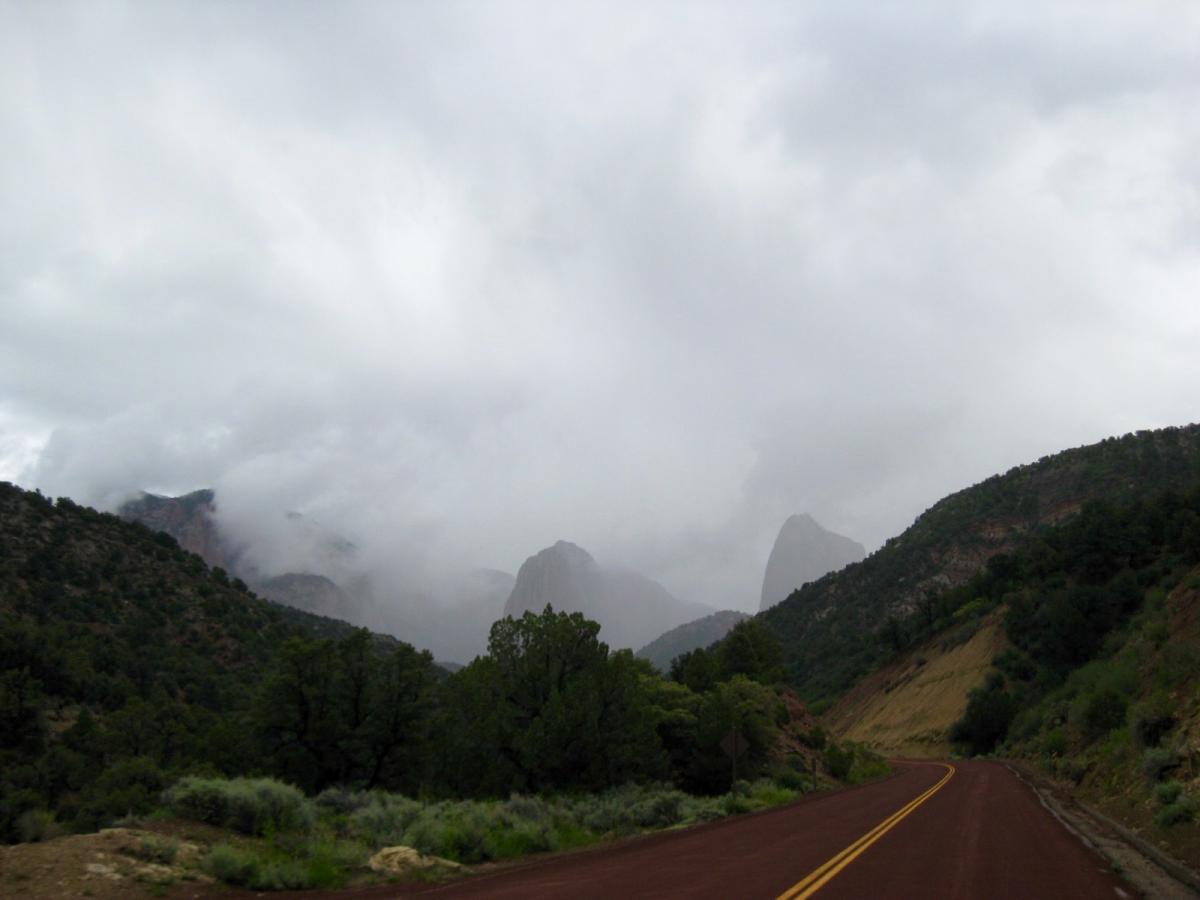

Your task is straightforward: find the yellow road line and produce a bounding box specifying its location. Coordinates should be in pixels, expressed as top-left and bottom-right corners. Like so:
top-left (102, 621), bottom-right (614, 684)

top-left (776, 763), bottom-right (955, 900)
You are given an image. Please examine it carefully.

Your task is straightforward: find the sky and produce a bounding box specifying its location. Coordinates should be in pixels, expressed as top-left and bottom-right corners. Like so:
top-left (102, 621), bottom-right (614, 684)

top-left (3, 1), bottom-right (1199, 614)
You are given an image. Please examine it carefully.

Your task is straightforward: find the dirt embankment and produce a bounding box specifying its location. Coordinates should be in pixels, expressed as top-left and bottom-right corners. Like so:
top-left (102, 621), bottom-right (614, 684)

top-left (825, 610), bottom-right (1009, 756)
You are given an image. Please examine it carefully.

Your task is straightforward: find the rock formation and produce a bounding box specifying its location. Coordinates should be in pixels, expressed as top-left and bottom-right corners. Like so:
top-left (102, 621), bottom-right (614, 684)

top-left (760, 514), bottom-right (865, 611)
top-left (503, 540), bottom-right (711, 650)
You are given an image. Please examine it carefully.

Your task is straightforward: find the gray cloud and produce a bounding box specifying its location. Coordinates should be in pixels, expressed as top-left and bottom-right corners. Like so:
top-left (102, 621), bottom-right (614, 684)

top-left (3, 1), bottom-right (1199, 619)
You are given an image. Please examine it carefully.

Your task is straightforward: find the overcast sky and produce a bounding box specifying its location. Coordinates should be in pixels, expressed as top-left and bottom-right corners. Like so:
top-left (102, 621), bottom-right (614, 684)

top-left (3, 1), bottom-right (1199, 611)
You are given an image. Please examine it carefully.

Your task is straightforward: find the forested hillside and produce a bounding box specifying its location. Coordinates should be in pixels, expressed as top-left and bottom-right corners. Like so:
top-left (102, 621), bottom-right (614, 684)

top-left (0, 482), bottom-right (421, 840)
top-left (0, 482), bottom-right (871, 852)
top-left (813, 474), bottom-right (1200, 862)
top-left (761, 425), bottom-right (1200, 702)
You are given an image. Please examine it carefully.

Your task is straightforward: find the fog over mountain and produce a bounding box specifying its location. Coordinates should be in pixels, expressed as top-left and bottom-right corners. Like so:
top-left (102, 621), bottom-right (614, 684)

top-left (4, 3), bottom-right (1200, 620)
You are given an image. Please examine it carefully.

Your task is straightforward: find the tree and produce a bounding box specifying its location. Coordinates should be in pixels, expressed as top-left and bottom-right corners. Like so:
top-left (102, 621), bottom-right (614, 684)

top-left (438, 607), bottom-right (665, 795)
top-left (717, 619), bottom-right (784, 684)
top-left (951, 672), bottom-right (1017, 756)
top-left (682, 676), bottom-right (783, 794)
top-left (255, 631), bottom-right (436, 792)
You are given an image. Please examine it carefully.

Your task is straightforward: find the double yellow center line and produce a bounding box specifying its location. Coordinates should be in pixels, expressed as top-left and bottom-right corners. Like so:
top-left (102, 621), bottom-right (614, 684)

top-left (776, 763), bottom-right (956, 900)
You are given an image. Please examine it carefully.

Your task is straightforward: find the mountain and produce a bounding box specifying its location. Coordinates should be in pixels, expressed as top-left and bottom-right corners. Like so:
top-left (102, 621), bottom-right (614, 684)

top-left (118, 488), bottom-right (236, 571)
top-left (636, 609), bottom-right (750, 671)
top-left (759, 514), bottom-right (865, 611)
top-left (119, 488), bottom-right (371, 636)
top-left (760, 424), bottom-right (1200, 702)
top-left (503, 540), bottom-right (712, 650)
top-left (255, 572), bottom-right (351, 619)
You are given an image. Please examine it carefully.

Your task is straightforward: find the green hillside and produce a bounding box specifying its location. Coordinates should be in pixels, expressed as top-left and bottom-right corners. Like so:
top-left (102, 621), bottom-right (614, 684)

top-left (0, 482), bottom-right (423, 840)
top-left (761, 425), bottom-right (1200, 703)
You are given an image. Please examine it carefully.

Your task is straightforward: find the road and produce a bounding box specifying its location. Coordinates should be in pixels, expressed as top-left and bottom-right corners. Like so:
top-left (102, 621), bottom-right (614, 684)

top-left (361, 761), bottom-right (1136, 899)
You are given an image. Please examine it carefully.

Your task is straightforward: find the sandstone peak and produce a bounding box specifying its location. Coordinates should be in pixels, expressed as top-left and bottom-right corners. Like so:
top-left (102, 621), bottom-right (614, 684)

top-left (760, 514), bottom-right (865, 611)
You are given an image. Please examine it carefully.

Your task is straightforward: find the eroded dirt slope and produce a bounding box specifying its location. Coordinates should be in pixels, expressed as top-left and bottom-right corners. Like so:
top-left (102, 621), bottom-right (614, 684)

top-left (825, 611), bottom-right (1008, 756)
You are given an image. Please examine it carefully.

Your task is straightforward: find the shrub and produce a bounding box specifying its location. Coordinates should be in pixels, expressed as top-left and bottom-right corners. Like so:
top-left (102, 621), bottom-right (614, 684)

top-left (744, 780), bottom-right (796, 807)
top-left (134, 836), bottom-right (179, 864)
top-left (1139, 747), bottom-right (1180, 782)
top-left (15, 809), bottom-right (61, 843)
top-left (824, 744), bottom-right (853, 780)
top-left (950, 673), bottom-right (1017, 756)
top-left (1041, 727), bottom-right (1067, 758)
top-left (1129, 694), bottom-right (1176, 748)
top-left (206, 844), bottom-right (260, 886)
top-left (847, 747), bottom-right (890, 784)
top-left (1155, 797), bottom-right (1197, 829)
top-left (772, 767), bottom-right (807, 791)
top-left (314, 787), bottom-right (372, 816)
top-left (1154, 781), bottom-right (1183, 806)
top-left (1072, 688), bottom-right (1128, 745)
top-left (204, 839), bottom-right (356, 891)
top-left (346, 793), bottom-right (423, 848)
top-left (678, 795), bottom-right (725, 824)
top-left (402, 801), bottom-right (493, 863)
top-left (164, 777), bottom-right (315, 836)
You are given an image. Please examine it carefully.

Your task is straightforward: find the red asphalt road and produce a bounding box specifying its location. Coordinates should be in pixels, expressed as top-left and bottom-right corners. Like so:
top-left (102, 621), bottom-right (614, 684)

top-left (372, 760), bottom-right (1133, 900)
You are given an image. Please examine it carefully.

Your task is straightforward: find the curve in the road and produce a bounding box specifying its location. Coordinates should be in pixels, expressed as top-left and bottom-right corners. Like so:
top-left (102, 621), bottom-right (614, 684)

top-left (312, 760), bottom-right (1133, 899)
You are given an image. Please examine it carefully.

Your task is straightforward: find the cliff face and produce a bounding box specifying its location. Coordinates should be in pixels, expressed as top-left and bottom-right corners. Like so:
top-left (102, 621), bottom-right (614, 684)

top-left (636, 609), bottom-right (751, 671)
top-left (503, 540), bottom-right (712, 651)
top-left (120, 489), bottom-right (352, 621)
top-left (118, 490), bottom-right (236, 571)
top-left (759, 514), bottom-right (865, 611)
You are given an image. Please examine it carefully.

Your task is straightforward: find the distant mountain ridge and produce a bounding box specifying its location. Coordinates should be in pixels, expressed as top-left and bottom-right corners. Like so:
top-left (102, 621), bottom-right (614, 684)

top-left (503, 540), bottom-right (712, 650)
top-left (636, 609), bottom-right (750, 671)
top-left (759, 514), bottom-right (865, 611)
top-left (759, 424), bottom-right (1200, 701)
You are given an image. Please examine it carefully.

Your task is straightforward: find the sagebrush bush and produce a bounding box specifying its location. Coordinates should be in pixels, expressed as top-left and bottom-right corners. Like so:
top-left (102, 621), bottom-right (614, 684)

top-left (402, 800), bottom-right (494, 863)
top-left (164, 777), bottom-right (315, 836)
top-left (134, 836), bottom-right (179, 864)
top-left (206, 844), bottom-right (260, 886)
top-left (314, 787), bottom-right (372, 816)
top-left (345, 792), bottom-right (423, 848)
top-left (204, 838), bottom-right (357, 890)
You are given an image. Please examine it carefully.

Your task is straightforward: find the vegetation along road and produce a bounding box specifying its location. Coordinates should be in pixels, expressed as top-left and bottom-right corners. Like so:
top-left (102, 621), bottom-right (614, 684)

top-left (333, 760), bottom-right (1133, 899)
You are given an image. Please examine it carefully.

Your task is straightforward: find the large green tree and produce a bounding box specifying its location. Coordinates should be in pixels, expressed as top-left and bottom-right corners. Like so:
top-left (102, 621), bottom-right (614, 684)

top-left (256, 630), bottom-right (436, 793)
top-left (438, 606), bottom-right (665, 795)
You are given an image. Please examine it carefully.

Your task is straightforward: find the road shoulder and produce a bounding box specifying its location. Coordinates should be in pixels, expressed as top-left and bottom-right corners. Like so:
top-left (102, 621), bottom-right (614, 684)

top-left (1007, 761), bottom-right (1200, 899)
